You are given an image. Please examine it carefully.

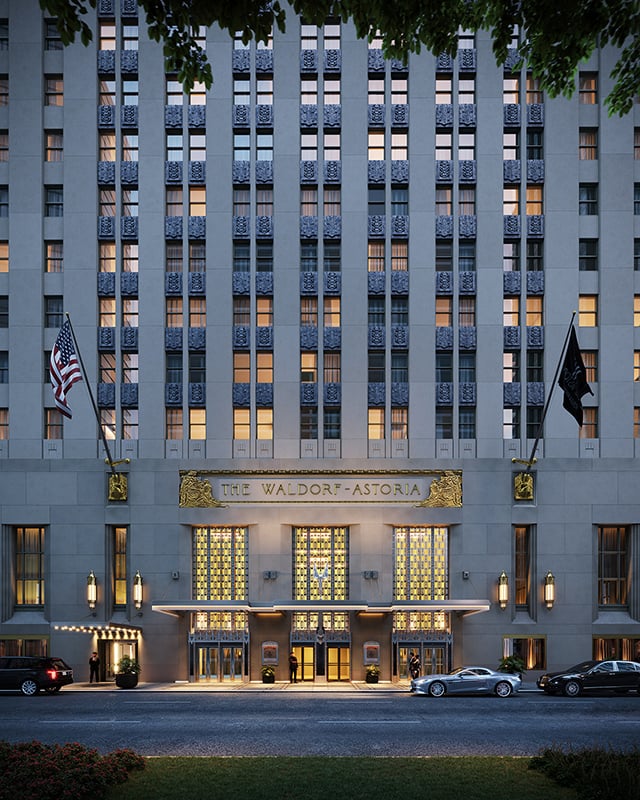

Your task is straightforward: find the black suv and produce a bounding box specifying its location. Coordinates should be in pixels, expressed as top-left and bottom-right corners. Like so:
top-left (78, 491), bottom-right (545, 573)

top-left (0, 656), bottom-right (74, 696)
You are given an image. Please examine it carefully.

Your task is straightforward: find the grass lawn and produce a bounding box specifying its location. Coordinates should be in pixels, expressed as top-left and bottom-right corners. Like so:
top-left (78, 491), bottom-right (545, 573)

top-left (108, 756), bottom-right (577, 800)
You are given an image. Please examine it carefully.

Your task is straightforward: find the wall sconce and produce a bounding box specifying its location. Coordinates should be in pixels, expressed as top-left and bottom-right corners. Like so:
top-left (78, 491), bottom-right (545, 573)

top-left (498, 571), bottom-right (509, 609)
top-left (133, 570), bottom-right (143, 610)
top-left (87, 571), bottom-right (97, 612)
top-left (544, 570), bottom-right (555, 609)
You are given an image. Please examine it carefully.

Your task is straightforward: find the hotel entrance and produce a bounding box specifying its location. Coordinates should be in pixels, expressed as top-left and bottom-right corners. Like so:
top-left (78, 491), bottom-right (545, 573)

top-left (291, 645), bottom-right (315, 682)
top-left (195, 644), bottom-right (243, 682)
top-left (397, 643), bottom-right (448, 679)
top-left (327, 644), bottom-right (350, 681)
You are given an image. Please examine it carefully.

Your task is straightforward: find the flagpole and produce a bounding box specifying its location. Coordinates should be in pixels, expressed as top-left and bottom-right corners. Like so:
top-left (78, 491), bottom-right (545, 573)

top-left (514, 311), bottom-right (577, 472)
top-left (64, 312), bottom-right (116, 474)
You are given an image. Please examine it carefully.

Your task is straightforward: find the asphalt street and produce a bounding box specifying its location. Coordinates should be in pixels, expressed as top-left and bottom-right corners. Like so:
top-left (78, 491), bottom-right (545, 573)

top-left (1, 687), bottom-right (639, 756)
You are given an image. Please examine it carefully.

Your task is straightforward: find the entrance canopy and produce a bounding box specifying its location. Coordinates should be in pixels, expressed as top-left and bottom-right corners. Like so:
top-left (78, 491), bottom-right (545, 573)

top-left (151, 599), bottom-right (491, 618)
top-left (53, 622), bottom-right (143, 638)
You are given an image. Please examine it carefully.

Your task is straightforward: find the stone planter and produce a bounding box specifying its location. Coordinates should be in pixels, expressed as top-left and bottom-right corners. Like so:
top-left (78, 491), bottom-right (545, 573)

top-left (262, 674), bottom-right (275, 684)
top-left (365, 673), bottom-right (379, 684)
top-left (115, 672), bottom-right (139, 689)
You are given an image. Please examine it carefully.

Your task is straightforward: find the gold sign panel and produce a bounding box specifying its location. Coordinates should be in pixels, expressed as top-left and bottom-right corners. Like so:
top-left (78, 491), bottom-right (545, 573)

top-left (179, 469), bottom-right (463, 508)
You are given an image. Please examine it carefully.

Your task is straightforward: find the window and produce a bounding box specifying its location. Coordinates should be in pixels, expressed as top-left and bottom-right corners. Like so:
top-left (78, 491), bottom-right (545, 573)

top-left (301, 187), bottom-right (317, 216)
top-left (391, 187), bottom-right (408, 215)
top-left (166, 188), bottom-right (183, 216)
top-left (99, 298), bottom-right (116, 327)
top-left (0, 241), bottom-right (7, 272)
top-left (232, 352), bottom-right (250, 384)
top-left (503, 408), bottom-right (520, 439)
top-left (189, 297), bottom-right (206, 327)
top-left (122, 188), bottom-right (138, 217)
top-left (0, 296), bottom-right (7, 328)
top-left (0, 408), bottom-right (5, 438)
top-left (323, 132), bottom-right (340, 160)
top-left (507, 637), bottom-right (546, 671)
top-left (459, 296), bottom-right (475, 326)
top-left (459, 353), bottom-right (476, 383)
top-left (503, 131), bottom-right (519, 160)
top-left (45, 409), bottom-right (63, 440)
top-left (435, 132), bottom-right (452, 160)
top-left (435, 297), bottom-right (452, 326)
top-left (99, 79), bottom-right (116, 106)
top-left (368, 351), bottom-right (385, 383)
top-left (189, 408), bottom-right (206, 440)
top-left (503, 242), bottom-right (520, 272)
top-left (189, 133), bottom-right (205, 161)
top-left (189, 186), bottom-right (206, 216)
top-left (503, 352), bottom-right (520, 382)
top-left (0, 130), bottom-right (7, 163)
top-left (233, 187), bottom-right (250, 216)
top-left (0, 19), bottom-right (7, 50)
top-left (368, 187), bottom-right (385, 215)
top-left (526, 130), bottom-right (543, 160)
top-left (15, 528), bottom-right (45, 606)
top-left (579, 407), bottom-right (598, 438)
top-left (122, 298), bottom-right (138, 327)
top-left (435, 353), bottom-right (453, 383)
top-left (189, 352), bottom-right (205, 384)
top-left (436, 408), bottom-right (453, 438)
top-left (257, 408), bottom-right (273, 440)
top-left (391, 351), bottom-right (408, 382)
top-left (579, 184), bottom-right (598, 215)
top-left (579, 295), bottom-right (597, 327)
top-left (391, 408), bottom-right (408, 439)
top-left (635, 129), bottom-right (640, 160)
top-left (435, 76), bottom-right (452, 104)
top-left (324, 352), bottom-right (341, 383)
top-left (436, 242), bottom-right (453, 271)
top-left (166, 352), bottom-right (182, 383)
top-left (391, 76), bottom-right (407, 104)
top-left (233, 241), bottom-right (250, 273)
top-left (45, 241), bottom-right (63, 273)
top-left (503, 187), bottom-right (519, 215)
top-left (301, 352), bottom-right (317, 383)
top-left (301, 242), bottom-right (317, 272)
top-left (526, 75), bottom-right (543, 104)
top-left (165, 409), bottom-right (183, 439)
top-left (300, 407), bottom-right (318, 439)
top-left (233, 133), bottom-right (250, 161)
top-left (598, 526), bottom-right (628, 606)
top-left (301, 132), bottom-right (317, 160)
top-left (122, 409), bottom-right (138, 440)
top-left (324, 241), bottom-right (341, 272)
top-left (122, 353), bottom-right (138, 383)
top-left (0, 76), bottom-right (7, 106)
top-left (503, 75), bottom-right (519, 104)
top-left (391, 297), bottom-right (408, 326)
top-left (579, 72), bottom-right (597, 104)
top-left (368, 296), bottom-right (385, 325)
top-left (122, 79), bottom-right (138, 105)
top-left (233, 297), bottom-right (250, 325)
top-left (435, 187), bottom-right (452, 215)
top-left (189, 242), bottom-right (205, 273)
top-left (123, 24), bottom-right (139, 50)
top-left (391, 132), bottom-right (408, 160)
top-left (635, 184), bottom-right (640, 215)
top-left (324, 20), bottom-right (340, 49)
top-left (392, 241), bottom-right (408, 271)
top-left (368, 408), bottom-right (384, 439)
top-left (526, 241), bottom-right (544, 272)
top-left (301, 22), bottom-right (317, 49)
top-left (123, 132), bottom-right (139, 162)
top-left (257, 133), bottom-right (273, 161)
top-left (99, 243), bottom-right (115, 272)
top-left (122, 243), bottom-right (138, 273)
top-left (459, 408), bottom-right (475, 439)
top-left (300, 77), bottom-right (317, 104)
top-left (0, 350), bottom-right (7, 382)
top-left (579, 129), bottom-right (598, 160)
top-left (99, 132), bottom-right (116, 161)
top-left (256, 296), bottom-right (272, 326)
top-left (459, 187), bottom-right (475, 215)
top-left (99, 21), bottom-right (116, 49)
top-left (324, 187), bottom-right (341, 216)
top-left (256, 241), bottom-right (273, 272)
top-left (526, 350), bottom-right (544, 382)
top-left (44, 76), bottom-right (63, 106)
top-left (579, 239), bottom-right (598, 271)
top-left (166, 133), bottom-right (183, 161)
top-left (324, 78), bottom-right (341, 104)
top-left (99, 188), bottom-right (115, 216)
top-left (458, 78), bottom-right (475, 104)
top-left (635, 295), bottom-right (640, 327)
top-left (580, 350), bottom-right (597, 384)
top-left (42, 130), bottom-right (64, 163)
top-left (257, 186), bottom-right (274, 216)
top-left (635, 408), bottom-right (640, 439)
top-left (526, 296), bottom-right (543, 326)
top-left (324, 407), bottom-right (341, 439)
top-left (526, 406), bottom-right (543, 439)
top-left (45, 296), bottom-right (63, 328)
top-left (44, 186), bottom-right (63, 217)
top-left (324, 297), bottom-right (340, 327)
top-left (256, 76), bottom-right (273, 105)
top-left (458, 131), bottom-right (475, 160)
top-left (100, 353), bottom-right (116, 383)
top-left (503, 297), bottom-right (519, 326)
top-left (257, 352), bottom-right (272, 384)
top-left (113, 527), bottom-right (127, 607)
top-left (526, 185), bottom-right (543, 215)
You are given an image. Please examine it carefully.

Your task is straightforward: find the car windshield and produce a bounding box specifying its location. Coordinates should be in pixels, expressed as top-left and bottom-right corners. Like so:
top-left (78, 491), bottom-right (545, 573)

top-left (49, 658), bottom-right (70, 670)
top-left (449, 668), bottom-right (466, 675)
top-left (566, 661), bottom-right (597, 673)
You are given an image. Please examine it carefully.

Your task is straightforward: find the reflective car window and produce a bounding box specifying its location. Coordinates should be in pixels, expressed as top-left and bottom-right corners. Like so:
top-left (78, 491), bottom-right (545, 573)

top-left (617, 662), bottom-right (636, 672)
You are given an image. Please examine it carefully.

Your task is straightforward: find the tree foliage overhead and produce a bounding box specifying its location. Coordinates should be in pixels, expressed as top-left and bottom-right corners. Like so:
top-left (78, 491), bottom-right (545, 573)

top-left (40, 0), bottom-right (640, 115)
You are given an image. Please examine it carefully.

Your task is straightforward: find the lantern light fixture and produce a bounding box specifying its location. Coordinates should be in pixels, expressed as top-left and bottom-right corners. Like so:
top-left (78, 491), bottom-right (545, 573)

top-left (544, 570), bottom-right (556, 609)
top-left (87, 571), bottom-right (97, 612)
top-left (133, 570), bottom-right (143, 610)
top-left (498, 571), bottom-right (509, 609)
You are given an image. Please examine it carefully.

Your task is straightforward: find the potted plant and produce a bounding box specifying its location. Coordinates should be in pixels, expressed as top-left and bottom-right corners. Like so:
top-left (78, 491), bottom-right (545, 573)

top-left (261, 665), bottom-right (276, 684)
top-left (115, 656), bottom-right (141, 689)
top-left (365, 664), bottom-right (380, 684)
top-left (498, 655), bottom-right (526, 677)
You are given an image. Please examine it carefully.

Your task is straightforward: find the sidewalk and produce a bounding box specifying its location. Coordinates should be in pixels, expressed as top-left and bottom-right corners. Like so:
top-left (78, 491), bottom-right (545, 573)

top-left (72, 680), bottom-right (541, 693)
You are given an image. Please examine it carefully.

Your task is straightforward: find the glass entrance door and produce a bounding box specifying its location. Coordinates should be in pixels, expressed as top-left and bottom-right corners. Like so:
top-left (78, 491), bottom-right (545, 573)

top-left (327, 645), bottom-right (350, 681)
top-left (292, 645), bottom-right (315, 682)
top-left (398, 644), bottom-right (447, 679)
top-left (196, 644), bottom-right (243, 682)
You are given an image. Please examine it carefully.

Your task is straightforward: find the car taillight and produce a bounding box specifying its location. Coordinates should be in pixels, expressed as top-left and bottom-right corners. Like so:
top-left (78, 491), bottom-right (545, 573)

top-left (47, 669), bottom-right (57, 679)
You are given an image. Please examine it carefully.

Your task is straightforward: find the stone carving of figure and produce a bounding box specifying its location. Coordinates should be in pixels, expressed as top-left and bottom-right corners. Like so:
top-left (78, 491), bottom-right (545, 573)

top-left (514, 471), bottom-right (534, 502)
top-left (179, 471), bottom-right (225, 507)
top-left (108, 473), bottom-right (128, 502)
top-left (416, 471), bottom-right (462, 507)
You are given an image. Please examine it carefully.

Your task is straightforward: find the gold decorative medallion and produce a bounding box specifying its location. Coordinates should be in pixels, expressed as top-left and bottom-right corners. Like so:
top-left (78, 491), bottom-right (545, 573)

top-left (179, 470), bottom-right (227, 508)
top-left (514, 471), bottom-right (534, 502)
top-left (414, 471), bottom-right (462, 507)
top-left (108, 473), bottom-right (128, 502)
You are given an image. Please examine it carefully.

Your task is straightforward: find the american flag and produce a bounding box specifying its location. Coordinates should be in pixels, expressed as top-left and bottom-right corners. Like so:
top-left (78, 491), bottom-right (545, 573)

top-left (50, 319), bottom-right (82, 418)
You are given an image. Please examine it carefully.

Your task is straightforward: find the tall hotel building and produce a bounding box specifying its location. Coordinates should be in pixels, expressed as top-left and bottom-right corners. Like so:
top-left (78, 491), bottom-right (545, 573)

top-left (0, 0), bottom-right (639, 685)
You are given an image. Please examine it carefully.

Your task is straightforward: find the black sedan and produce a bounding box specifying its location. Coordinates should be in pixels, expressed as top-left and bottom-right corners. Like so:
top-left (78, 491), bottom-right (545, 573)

top-left (537, 659), bottom-right (640, 696)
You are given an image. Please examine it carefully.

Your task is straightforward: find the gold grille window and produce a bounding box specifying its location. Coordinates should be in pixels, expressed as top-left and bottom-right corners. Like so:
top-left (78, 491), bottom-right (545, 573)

top-left (394, 526), bottom-right (448, 630)
top-left (193, 526), bottom-right (248, 601)
top-left (293, 526), bottom-right (348, 600)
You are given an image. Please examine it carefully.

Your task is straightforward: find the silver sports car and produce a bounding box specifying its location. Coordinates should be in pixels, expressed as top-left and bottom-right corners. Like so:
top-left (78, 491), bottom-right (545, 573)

top-left (410, 666), bottom-right (521, 697)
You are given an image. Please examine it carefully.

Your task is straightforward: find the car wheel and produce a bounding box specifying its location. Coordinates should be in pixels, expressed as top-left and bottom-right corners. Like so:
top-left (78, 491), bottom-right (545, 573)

top-left (494, 681), bottom-right (513, 698)
top-left (20, 679), bottom-right (39, 696)
top-left (428, 681), bottom-right (446, 697)
top-left (563, 680), bottom-right (581, 697)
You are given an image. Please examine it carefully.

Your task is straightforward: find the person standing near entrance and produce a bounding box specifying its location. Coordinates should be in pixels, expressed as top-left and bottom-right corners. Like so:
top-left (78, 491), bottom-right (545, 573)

top-left (289, 651), bottom-right (299, 683)
top-left (409, 651), bottom-right (420, 680)
top-left (89, 651), bottom-right (100, 683)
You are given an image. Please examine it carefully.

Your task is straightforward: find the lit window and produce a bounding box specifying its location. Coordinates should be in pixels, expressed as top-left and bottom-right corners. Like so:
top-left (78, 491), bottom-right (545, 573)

top-left (392, 132), bottom-right (408, 160)
top-left (503, 352), bottom-right (520, 382)
top-left (257, 408), bottom-right (273, 440)
top-left (122, 298), bottom-right (138, 327)
top-left (44, 76), bottom-right (63, 106)
top-left (368, 408), bottom-right (385, 439)
top-left (635, 295), bottom-right (640, 327)
top-left (45, 242), bottom-right (63, 273)
top-left (458, 78), bottom-right (475, 104)
top-left (391, 408), bottom-right (408, 439)
top-left (301, 23), bottom-right (318, 50)
top-left (256, 76), bottom-right (273, 105)
top-left (233, 408), bottom-right (250, 439)
top-left (324, 21), bottom-right (340, 49)
top-left (166, 409), bottom-right (183, 440)
top-left (0, 75), bottom-right (7, 106)
top-left (99, 132), bottom-right (116, 161)
top-left (99, 243), bottom-right (116, 273)
top-left (300, 77), bottom-right (317, 104)
top-left (503, 242), bottom-right (520, 272)
top-left (503, 75), bottom-right (519, 104)
top-left (300, 296), bottom-right (317, 325)
top-left (99, 22), bottom-right (116, 50)
top-left (503, 131), bottom-right (519, 160)
top-left (503, 297), bottom-right (520, 326)
top-left (256, 297), bottom-right (273, 326)
top-left (233, 296), bottom-right (250, 325)
top-left (579, 72), bottom-right (597, 104)
top-left (459, 187), bottom-right (475, 215)
top-left (526, 185), bottom-right (543, 215)
top-left (99, 298), bottom-right (116, 327)
top-left (301, 132), bottom-right (317, 160)
top-left (122, 79), bottom-right (138, 105)
top-left (45, 409), bottom-right (62, 440)
top-left (459, 296), bottom-right (475, 326)
top-left (233, 187), bottom-right (250, 216)
top-left (189, 297), bottom-right (206, 327)
top-left (368, 77), bottom-right (385, 104)
top-left (189, 409), bottom-right (206, 440)
top-left (579, 129), bottom-right (598, 160)
top-left (503, 408), bottom-right (520, 439)
top-left (301, 352), bottom-right (317, 383)
top-left (99, 79), bottom-right (116, 106)
top-left (435, 187), bottom-right (452, 215)
top-left (635, 408), bottom-right (640, 439)
top-left (42, 130), bottom-right (63, 162)
top-left (166, 78), bottom-right (184, 105)
top-left (435, 132), bottom-right (452, 159)
top-left (324, 352), bottom-right (341, 383)
top-left (323, 187), bottom-right (340, 216)
top-left (323, 132), bottom-right (340, 160)
top-left (257, 352), bottom-right (272, 383)
top-left (15, 527), bottom-right (45, 605)
top-left (579, 407), bottom-right (597, 439)
top-left (99, 188), bottom-right (116, 216)
top-left (123, 243), bottom-right (139, 272)
top-left (189, 133), bottom-right (205, 161)
top-left (526, 75), bottom-right (543, 103)
top-left (301, 187), bottom-right (318, 216)
top-left (189, 187), bottom-right (206, 216)
top-left (323, 296), bottom-right (340, 327)
top-left (458, 131), bottom-right (475, 160)
top-left (233, 352), bottom-right (250, 383)
top-left (392, 241), bottom-right (408, 271)
top-left (503, 187), bottom-right (519, 215)
top-left (100, 353), bottom-right (116, 383)
top-left (368, 131), bottom-right (385, 160)
top-left (324, 78), bottom-right (341, 104)
top-left (435, 76), bottom-right (451, 104)
top-left (123, 132), bottom-right (139, 162)
top-left (166, 297), bottom-right (183, 327)
top-left (435, 297), bottom-right (452, 326)
top-left (0, 241), bottom-right (7, 273)
top-left (583, 351), bottom-right (597, 384)
top-left (579, 295), bottom-right (598, 327)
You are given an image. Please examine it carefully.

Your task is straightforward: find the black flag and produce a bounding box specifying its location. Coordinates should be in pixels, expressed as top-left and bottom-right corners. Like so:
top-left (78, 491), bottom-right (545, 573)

top-left (558, 326), bottom-right (593, 426)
